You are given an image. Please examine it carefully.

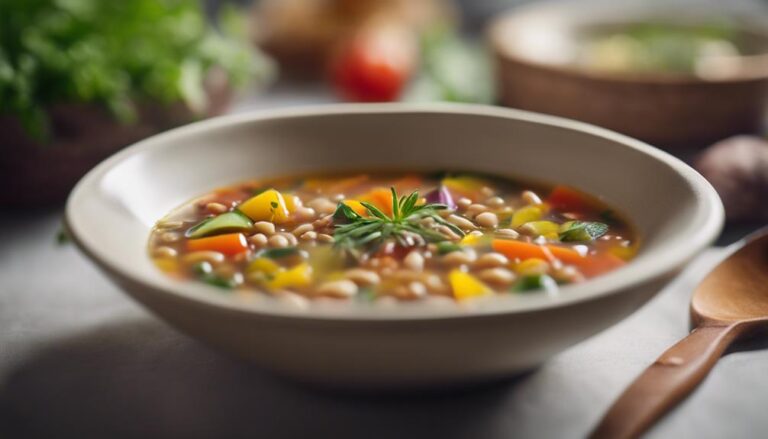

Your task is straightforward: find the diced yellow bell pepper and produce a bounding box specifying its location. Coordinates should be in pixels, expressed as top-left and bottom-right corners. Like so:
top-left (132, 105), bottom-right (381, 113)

top-left (239, 189), bottom-right (290, 223)
top-left (460, 233), bottom-right (492, 247)
top-left (267, 263), bottom-right (313, 290)
top-left (460, 234), bottom-right (480, 246)
top-left (449, 269), bottom-right (491, 300)
top-left (520, 220), bottom-right (560, 240)
top-left (442, 176), bottom-right (489, 195)
top-left (515, 258), bottom-right (550, 276)
top-left (511, 206), bottom-right (543, 228)
top-left (247, 257), bottom-right (282, 275)
top-left (610, 245), bottom-right (638, 261)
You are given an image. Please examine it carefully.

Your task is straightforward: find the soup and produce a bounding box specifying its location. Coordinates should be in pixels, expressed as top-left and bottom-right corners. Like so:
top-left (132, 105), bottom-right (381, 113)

top-left (577, 22), bottom-right (741, 76)
top-left (149, 172), bottom-right (637, 303)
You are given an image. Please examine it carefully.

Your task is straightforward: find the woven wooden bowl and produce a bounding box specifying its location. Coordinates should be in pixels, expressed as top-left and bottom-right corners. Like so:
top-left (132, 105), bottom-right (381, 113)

top-left (489, 1), bottom-right (768, 149)
top-left (0, 81), bottom-right (232, 207)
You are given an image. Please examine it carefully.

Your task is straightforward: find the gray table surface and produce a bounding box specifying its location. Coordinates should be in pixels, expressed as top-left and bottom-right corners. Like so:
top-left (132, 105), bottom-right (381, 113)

top-left (2, 90), bottom-right (767, 438)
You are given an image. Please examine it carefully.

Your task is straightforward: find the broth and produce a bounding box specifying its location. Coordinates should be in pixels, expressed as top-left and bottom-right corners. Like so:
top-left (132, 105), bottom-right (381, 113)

top-left (148, 171), bottom-right (638, 303)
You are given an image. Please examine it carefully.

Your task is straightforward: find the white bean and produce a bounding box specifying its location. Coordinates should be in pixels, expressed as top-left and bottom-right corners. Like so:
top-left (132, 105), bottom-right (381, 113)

top-left (486, 196), bottom-right (505, 208)
top-left (475, 212), bottom-right (499, 228)
top-left (249, 233), bottom-right (268, 247)
top-left (294, 207), bottom-right (316, 222)
top-left (345, 269), bottom-right (381, 286)
top-left (317, 280), bottom-right (358, 298)
top-left (522, 190), bottom-right (543, 205)
top-left (403, 251), bottom-right (425, 272)
top-left (466, 204), bottom-right (488, 218)
top-left (292, 223), bottom-right (314, 236)
top-left (205, 202), bottom-right (228, 214)
top-left (253, 221), bottom-right (275, 235)
top-left (478, 268), bottom-right (516, 286)
top-left (300, 231), bottom-right (317, 241)
top-left (442, 249), bottom-right (477, 266)
top-left (279, 232), bottom-right (298, 247)
top-left (474, 252), bottom-right (509, 269)
top-left (268, 234), bottom-right (289, 248)
top-left (408, 281), bottom-right (427, 298)
top-left (496, 228), bottom-right (520, 239)
top-left (182, 251), bottom-right (225, 265)
top-left (447, 214), bottom-right (476, 230)
top-left (307, 198), bottom-right (337, 215)
top-left (456, 197), bottom-right (472, 210)
top-left (317, 233), bottom-right (334, 243)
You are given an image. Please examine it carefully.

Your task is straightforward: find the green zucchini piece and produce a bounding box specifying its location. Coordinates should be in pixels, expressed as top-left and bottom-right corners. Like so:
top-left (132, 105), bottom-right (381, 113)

top-left (513, 274), bottom-right (558, 293)
top-left (185, 210), bottom-right (253, 239)
top-left (436, 241), bottom-right (462, 254)
top-left (259, 247), bottom-right (301, 259)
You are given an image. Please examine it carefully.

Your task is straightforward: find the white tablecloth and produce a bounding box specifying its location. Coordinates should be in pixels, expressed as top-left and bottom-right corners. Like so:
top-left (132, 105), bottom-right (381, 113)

top-left (1, 212), bottom-right (765, 439)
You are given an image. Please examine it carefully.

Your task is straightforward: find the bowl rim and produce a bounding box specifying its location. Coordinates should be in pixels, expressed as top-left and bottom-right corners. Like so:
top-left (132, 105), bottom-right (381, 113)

top-left (488, 2), bottom-right (768, 85)
top-left (65, 103), bottom-right (724, 322)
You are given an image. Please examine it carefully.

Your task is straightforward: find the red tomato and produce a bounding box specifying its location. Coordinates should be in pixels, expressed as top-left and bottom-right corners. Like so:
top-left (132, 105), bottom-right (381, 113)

top-left (331, 26), bottom-right (416, 102)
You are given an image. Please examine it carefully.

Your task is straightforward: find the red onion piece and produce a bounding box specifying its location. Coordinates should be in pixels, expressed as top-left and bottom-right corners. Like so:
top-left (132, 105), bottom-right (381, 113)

top-left (424, 185), bottom-right (456, 209)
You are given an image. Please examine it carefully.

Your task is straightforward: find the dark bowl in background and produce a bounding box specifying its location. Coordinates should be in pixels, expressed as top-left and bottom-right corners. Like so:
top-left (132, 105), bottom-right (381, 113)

top-left (489, 0), bottom-right (768, 149)
top-left (1, 80), bottom-right (232, 208)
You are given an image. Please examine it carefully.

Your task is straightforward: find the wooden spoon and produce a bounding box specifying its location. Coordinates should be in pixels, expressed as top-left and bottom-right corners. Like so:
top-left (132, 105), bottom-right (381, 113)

top-left (591, 229), bottom-right (768, 439)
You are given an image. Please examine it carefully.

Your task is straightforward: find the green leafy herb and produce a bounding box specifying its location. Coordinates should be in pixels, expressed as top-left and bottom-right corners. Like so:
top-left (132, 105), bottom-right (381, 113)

top-left (333, 187), bottom-right (464, 255)
top-left (333, 202), bottom-right (358, 224)
top-left (559, 221), bottom-right (609, 242)
top-left (1, 0), bottom-right (274, 140)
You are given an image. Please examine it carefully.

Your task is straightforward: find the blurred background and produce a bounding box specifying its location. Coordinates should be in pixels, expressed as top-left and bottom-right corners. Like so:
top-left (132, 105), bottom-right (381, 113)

top-left (1, 0), bottom-right (767, 236)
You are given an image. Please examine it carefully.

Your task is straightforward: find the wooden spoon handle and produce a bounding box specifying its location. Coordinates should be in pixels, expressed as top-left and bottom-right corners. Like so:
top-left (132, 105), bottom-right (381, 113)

top-left (590, 324), bottom-right (742, 439)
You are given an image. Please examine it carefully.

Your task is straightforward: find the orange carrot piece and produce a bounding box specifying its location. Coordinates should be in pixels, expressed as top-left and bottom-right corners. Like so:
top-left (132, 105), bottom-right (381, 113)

top-left (187, 233), bottom-right (248, 256)
top-left (360, 187), bottom-right (394, 215)
top-left (492, 239), bottom-right (584, 265)
top-left (492, 239), bottom-right (627, 278)
top-left (572, 253), bottom-right (626, 278)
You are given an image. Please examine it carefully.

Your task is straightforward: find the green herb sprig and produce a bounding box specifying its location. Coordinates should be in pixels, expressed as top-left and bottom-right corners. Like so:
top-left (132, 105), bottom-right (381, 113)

top-left (333, 187), bottom-right (465, 254)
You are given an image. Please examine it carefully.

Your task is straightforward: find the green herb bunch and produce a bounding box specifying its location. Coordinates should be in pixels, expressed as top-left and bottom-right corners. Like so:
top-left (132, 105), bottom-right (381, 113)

top-left (0, 0), bottom-right (273, 139)
top-left (333, 187), bottom-right (465, 255)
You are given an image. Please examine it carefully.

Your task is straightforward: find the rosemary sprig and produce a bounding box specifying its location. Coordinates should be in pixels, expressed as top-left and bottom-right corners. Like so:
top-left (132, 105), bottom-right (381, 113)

top-left (333, 187), bottom-right (465, 254)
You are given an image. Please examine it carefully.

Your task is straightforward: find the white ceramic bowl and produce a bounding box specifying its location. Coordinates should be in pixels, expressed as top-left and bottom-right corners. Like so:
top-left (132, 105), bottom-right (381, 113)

top-left (66, 104), bottom-right (723, 388)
